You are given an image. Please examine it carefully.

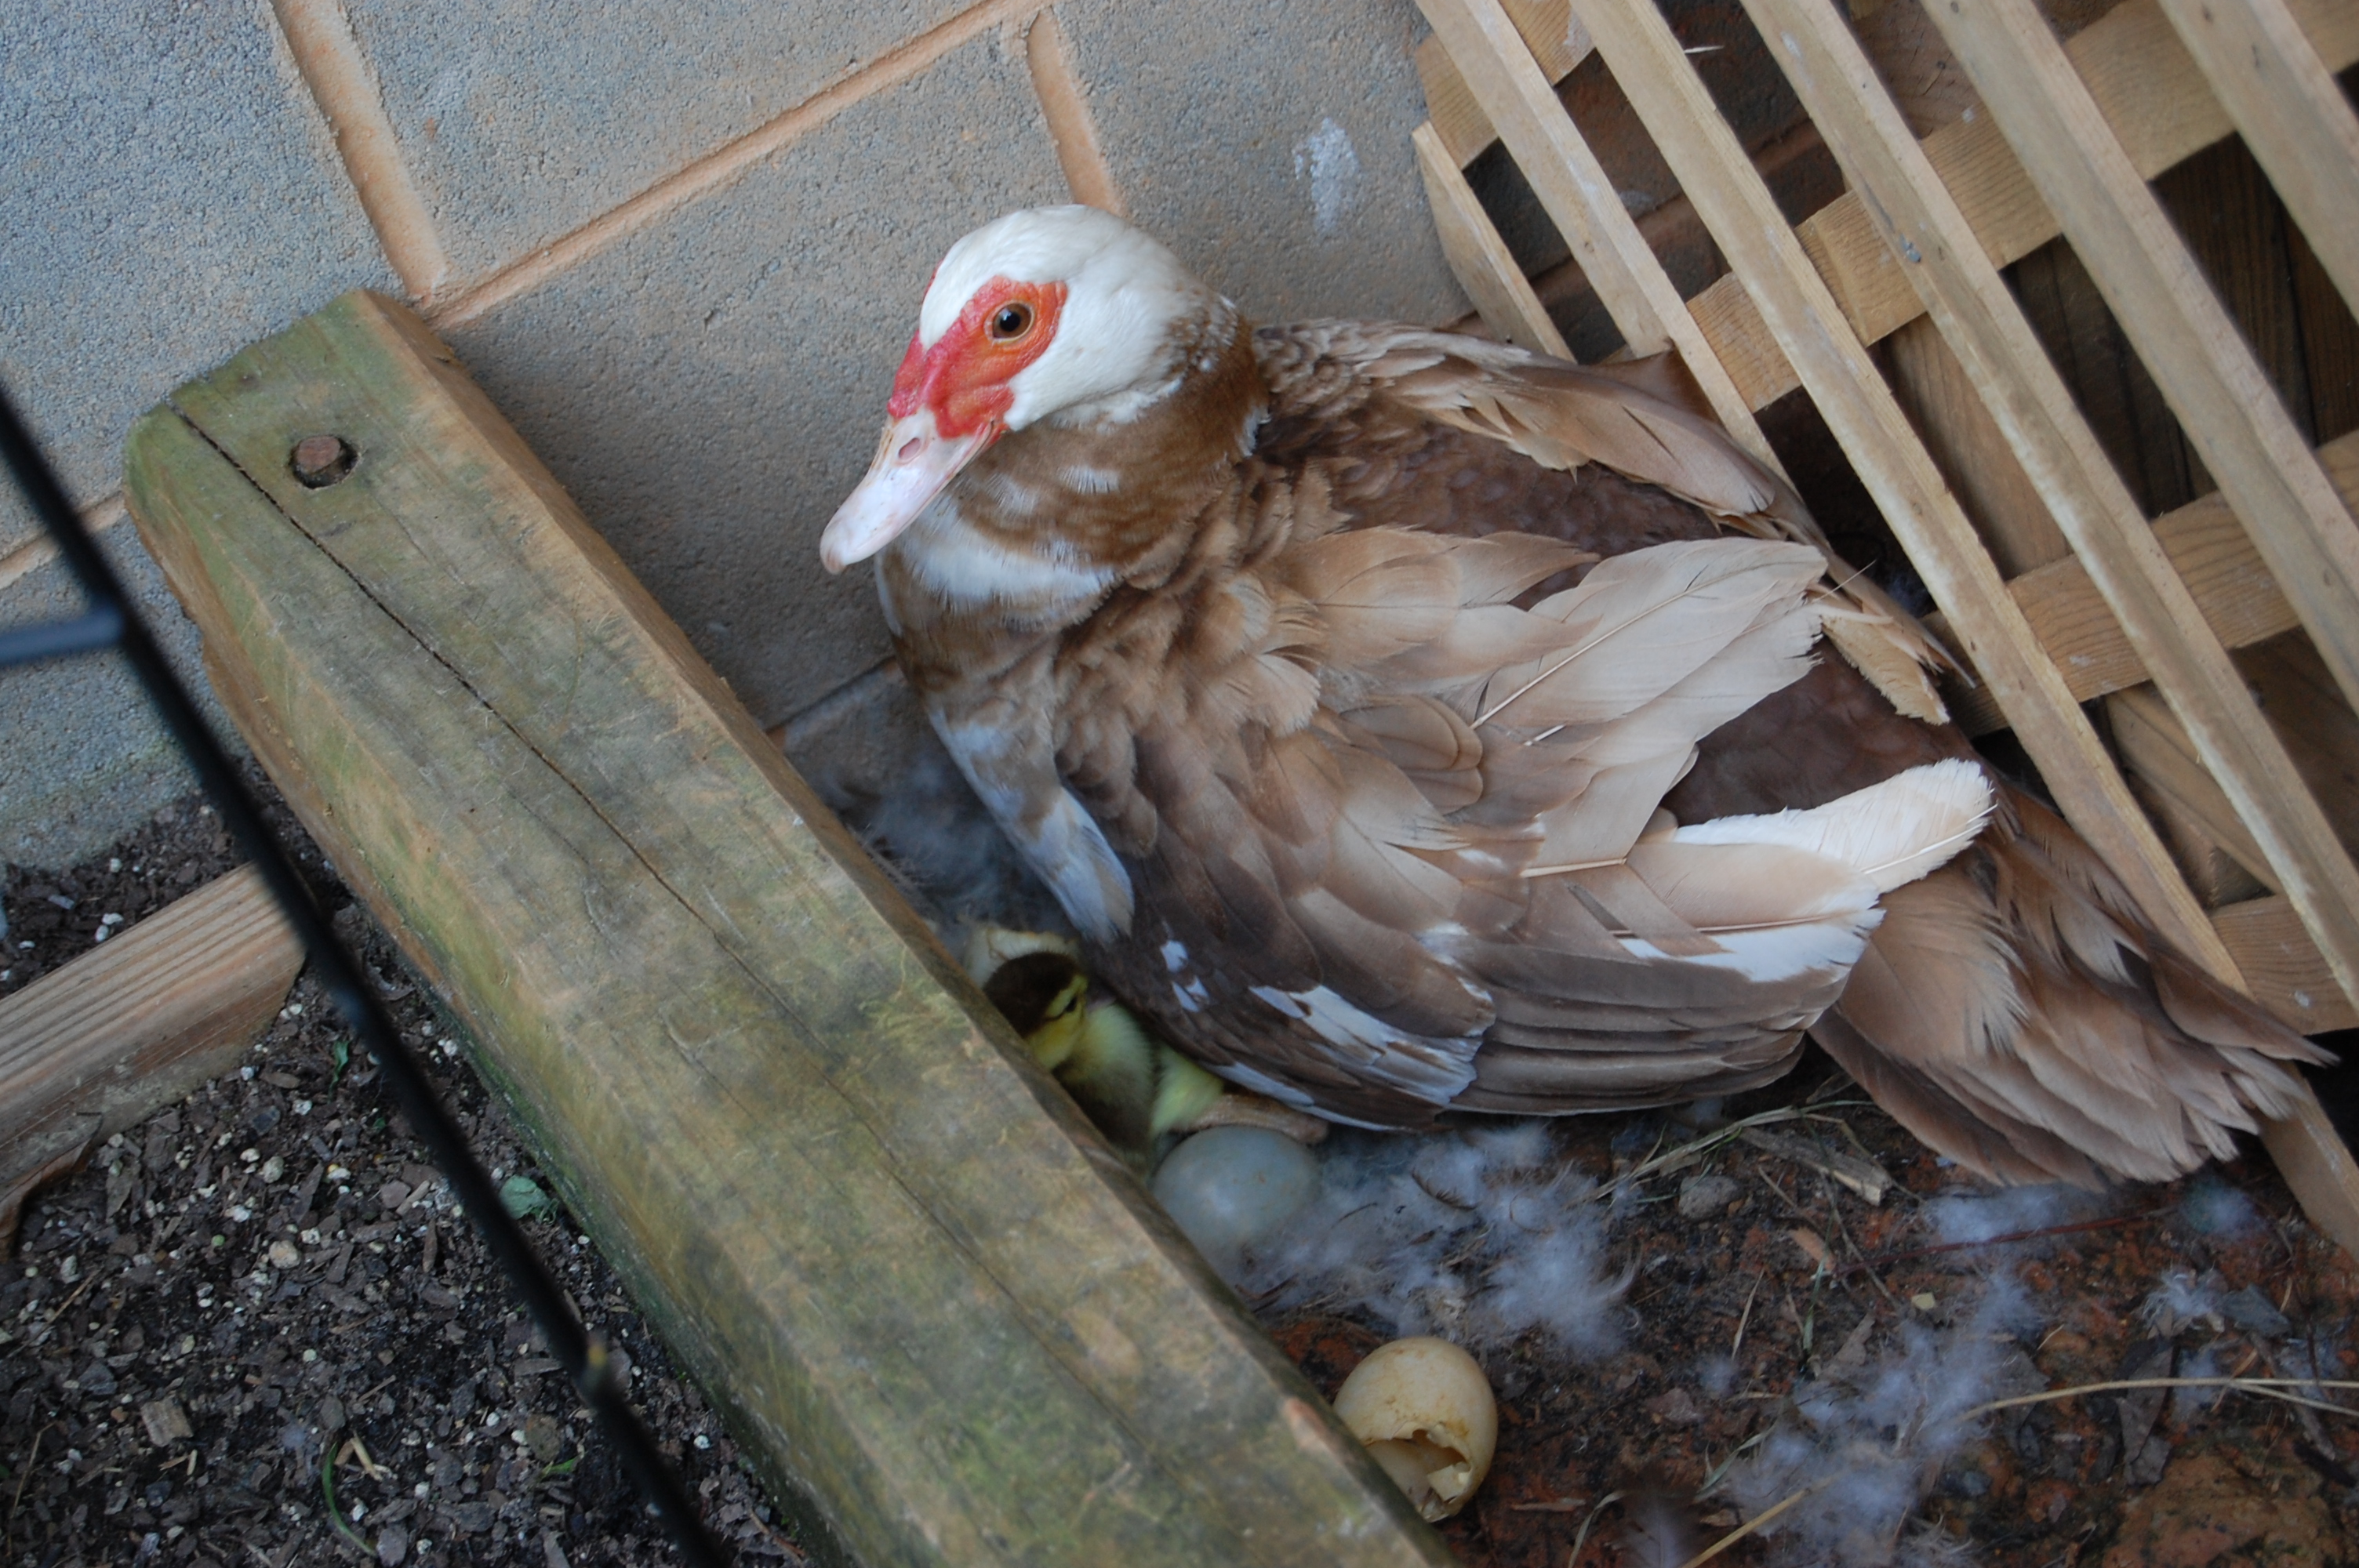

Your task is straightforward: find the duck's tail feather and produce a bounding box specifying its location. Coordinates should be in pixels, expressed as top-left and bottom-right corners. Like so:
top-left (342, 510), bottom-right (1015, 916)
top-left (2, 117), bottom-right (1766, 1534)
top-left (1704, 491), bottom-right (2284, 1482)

top-left (1819, 783), bottom-right (2332, 1186)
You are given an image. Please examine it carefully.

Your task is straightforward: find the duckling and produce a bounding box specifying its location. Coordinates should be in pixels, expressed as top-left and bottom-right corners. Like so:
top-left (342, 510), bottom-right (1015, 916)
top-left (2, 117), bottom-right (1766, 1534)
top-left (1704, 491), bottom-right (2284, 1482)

top-left (965, 927), bottom-right (1324, 1167)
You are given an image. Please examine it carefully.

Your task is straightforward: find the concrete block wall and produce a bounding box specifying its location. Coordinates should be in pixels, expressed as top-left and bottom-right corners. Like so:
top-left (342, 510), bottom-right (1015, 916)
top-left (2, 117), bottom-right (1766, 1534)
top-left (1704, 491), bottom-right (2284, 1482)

top-left (1, 0), bottom-right (1469, 869)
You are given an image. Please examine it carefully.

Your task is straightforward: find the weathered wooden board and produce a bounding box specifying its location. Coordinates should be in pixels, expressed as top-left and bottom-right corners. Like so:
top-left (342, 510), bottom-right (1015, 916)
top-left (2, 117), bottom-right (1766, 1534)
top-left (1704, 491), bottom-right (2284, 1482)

top-left (0, 866), bottom-right (302, 1245)
top-left (122, 291), bottom-right (1448, 1568)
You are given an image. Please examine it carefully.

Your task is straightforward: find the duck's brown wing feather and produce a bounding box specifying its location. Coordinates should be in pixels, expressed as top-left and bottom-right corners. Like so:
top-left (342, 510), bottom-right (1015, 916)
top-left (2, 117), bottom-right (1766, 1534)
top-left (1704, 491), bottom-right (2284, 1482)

top-left (1072, 493), bottom-right (1987, 1128)
top-left (1256, 323), bottom-right (1957, 721)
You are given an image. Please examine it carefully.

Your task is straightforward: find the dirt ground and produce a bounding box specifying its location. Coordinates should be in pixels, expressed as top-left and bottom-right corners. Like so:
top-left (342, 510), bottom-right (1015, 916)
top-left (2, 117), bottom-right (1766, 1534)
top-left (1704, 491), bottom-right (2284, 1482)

top-left (6, 775), bottom-right (2358, 1568)
top-left (1270, 1073), bottom-right (2359, 1568)
top-left (2, 775), bottom-right (807, 1568)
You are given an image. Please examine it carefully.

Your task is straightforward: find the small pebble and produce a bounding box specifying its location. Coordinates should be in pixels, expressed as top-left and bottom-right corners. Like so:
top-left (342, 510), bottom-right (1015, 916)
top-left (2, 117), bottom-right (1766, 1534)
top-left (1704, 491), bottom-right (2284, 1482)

top-left (1676, 1172), bottom-right (1741, 1220)
top-left (2220, 1286), bottom-right (2292, 1339)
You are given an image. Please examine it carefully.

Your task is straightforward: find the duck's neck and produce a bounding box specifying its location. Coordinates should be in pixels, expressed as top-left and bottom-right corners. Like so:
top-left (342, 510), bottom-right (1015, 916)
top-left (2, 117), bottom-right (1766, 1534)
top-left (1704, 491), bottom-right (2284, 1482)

top-left (878, 317), bottom-right (1267, 689)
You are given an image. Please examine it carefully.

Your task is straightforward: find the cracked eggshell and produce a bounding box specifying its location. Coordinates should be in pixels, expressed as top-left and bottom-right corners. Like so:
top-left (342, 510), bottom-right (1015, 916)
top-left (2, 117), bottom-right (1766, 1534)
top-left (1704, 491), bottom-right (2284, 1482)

top-left (1331, 1336), bottom-right (1496, 1522)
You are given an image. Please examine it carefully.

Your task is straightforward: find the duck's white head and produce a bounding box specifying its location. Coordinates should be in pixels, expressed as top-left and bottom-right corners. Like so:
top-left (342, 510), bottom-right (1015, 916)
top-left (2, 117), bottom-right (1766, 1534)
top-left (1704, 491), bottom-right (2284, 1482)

top-left (820, 205), bottom-right (1225, 572)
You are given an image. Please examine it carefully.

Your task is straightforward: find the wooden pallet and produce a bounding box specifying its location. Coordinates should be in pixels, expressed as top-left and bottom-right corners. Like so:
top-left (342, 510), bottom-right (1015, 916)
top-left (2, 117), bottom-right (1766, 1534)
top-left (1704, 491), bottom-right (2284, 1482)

top-left (1411, 0), bottom-right (2359, 1250)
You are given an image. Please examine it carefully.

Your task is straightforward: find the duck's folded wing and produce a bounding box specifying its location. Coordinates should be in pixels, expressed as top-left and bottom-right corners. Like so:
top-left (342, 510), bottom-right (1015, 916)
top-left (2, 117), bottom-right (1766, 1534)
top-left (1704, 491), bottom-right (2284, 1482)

top-left (1442, 760), bottom-right (1996, 1116)
top-left (1258, 321), bottom-right (1954, 722)
top-left (1095, 528), bottom-right (1992, 1127)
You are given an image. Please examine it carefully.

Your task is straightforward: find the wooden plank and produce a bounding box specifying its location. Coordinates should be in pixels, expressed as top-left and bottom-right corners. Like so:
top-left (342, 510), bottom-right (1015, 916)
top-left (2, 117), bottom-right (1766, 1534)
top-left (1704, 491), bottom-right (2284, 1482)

top-left (1561, 0), bottom-right (2236, 977)
top-left (2110, 649), bottom-right (2359, 871)
top-left (2218, 897), bottom-right (2359, 1032)
top-left (2292, 220), bottom-right (2359, 443)
top-left (2157, 0), bottom-right (2359, 320)
top-left (1679, 0), bottom-right (2359, 414)
top-left (1753, 4), bottom-right (2359, 1240)
top-left (1414, 0), bottom-right (1674, 354)
top-left (0, 866), bottom-right (302, 1245)
top-left (2114, 701), bottom-right (2359, 1035)
top-left (2240, 631), bottom-right (2359, 844)
top-left (1413, 121), bottom-right (1574, 358)
top-left (122, 291), bottom-right (1448, 1568)
top-left (2097, 698), bottom-right (2359, 1248)
top-left (1739, 0), bottom-right (2359, 1012)
top-left (1416, 0), bottom-right (1592, 165)
top-left (1958, 431), bottom-right (2359, 723)
top-left (2160, 135), bottom-right (2317, 448)
top-left (2132, 768), bottom-right (2274, 908)
top-left (1416, 0), bottom-right (1786, 470)
top-left (1885, 316), bottom-right (2074, 575)
top-left (2110, 687), bottom-right (2277, 887)
top-left (2012, 230), bottom-right (2206, 516)
top-left (1915, 0), bottom-right (2359, 734)
top-left (2263, 1089), bottom-right (2359, 1258)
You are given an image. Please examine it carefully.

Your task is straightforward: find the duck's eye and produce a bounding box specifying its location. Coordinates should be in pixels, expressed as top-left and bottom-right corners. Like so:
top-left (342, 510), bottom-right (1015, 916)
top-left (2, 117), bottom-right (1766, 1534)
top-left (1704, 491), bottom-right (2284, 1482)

top-left (988, 301), bottom-right (1035, 341)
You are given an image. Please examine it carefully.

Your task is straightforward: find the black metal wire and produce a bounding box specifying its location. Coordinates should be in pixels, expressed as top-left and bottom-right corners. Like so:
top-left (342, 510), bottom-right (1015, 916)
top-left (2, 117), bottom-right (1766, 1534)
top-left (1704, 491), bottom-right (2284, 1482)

top-left (0, 386), bottom-right (730, 1567)
top-left (0, 606), bottom-right (124, 669)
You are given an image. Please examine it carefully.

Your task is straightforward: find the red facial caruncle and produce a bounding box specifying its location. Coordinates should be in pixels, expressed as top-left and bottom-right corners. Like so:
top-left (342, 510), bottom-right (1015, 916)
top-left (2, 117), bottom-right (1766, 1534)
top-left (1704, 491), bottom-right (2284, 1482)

top-left (819, 274), bottom-right (1070, 573)
top-left (888, 276), bottom-right (1069, 437)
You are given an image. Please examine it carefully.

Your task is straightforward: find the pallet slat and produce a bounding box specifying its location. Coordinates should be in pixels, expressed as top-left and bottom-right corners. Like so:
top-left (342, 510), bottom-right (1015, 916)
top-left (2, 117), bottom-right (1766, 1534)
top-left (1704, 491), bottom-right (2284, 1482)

top-left (1415, 0), bottom-right (2359, 1250)
top-left (1923, 0), bottom-right (2359, 739)
top-left (1682, 0), bottom-right (2359, 414)
top-left (2157, 0), bottom-right (2359, 318)
top-left (1433, 0), bottom-right (2359, 730)
top-left (1416, 0), bottom-right (1590, 165)
top-left (1412, 121), bottom-right (1573, 358)
top-left (1732, 0), bottom-right (2359, 1014)
top-left (2110, 687), bottom-right (2278, 890)
top-left (1414, 0), bottom-right (1785, 471)
top-left (1937, 436), bottom-right (2358, 735)
top-left (2219, 898), bottom-right (2359, 1033)
top-left (122, 291), bottom-right (1448, 1568)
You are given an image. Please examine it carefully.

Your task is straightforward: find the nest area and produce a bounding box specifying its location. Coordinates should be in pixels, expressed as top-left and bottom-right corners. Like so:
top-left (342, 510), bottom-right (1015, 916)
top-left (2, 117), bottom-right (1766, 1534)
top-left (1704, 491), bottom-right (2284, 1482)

top-left (13, 759), bottom-right (2357, 1567)
top-left (796, 690), bottom-right (2359, 1568)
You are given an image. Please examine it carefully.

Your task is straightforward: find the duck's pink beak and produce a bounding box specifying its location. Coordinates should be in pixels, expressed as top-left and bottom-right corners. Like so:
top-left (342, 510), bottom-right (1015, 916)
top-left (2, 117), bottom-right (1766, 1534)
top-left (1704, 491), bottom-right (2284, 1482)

top-left (819, 408), bottom-right (999, 573)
